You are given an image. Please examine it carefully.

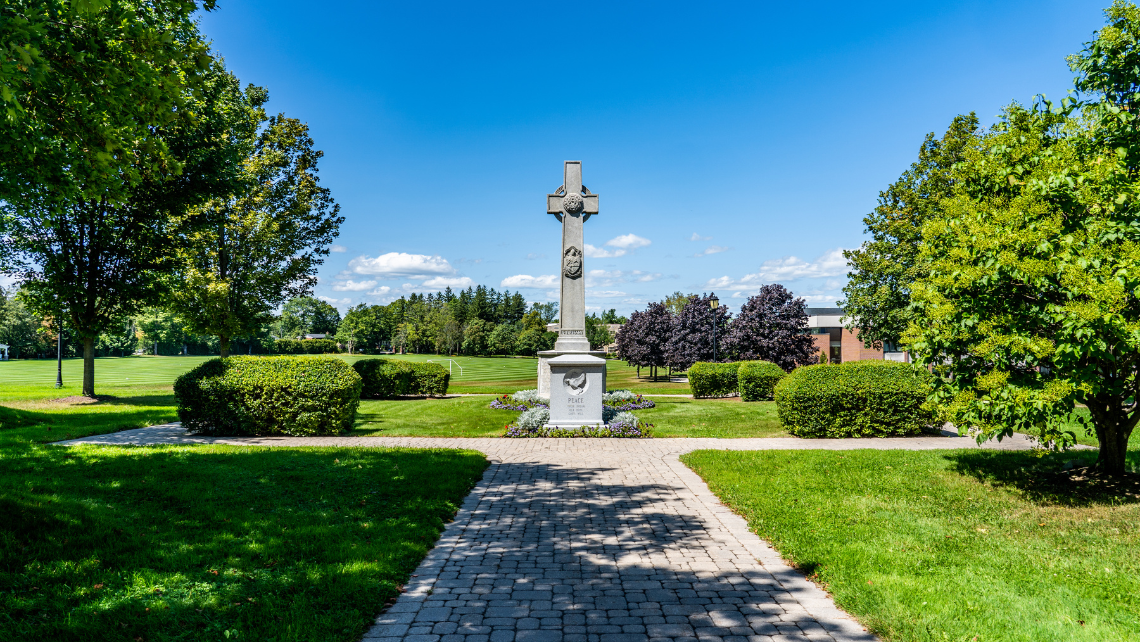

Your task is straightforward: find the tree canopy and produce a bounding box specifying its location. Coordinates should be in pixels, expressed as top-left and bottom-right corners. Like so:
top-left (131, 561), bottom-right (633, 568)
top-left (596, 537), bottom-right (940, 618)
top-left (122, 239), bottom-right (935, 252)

top-left (723, 284), bottom-right (817, 371)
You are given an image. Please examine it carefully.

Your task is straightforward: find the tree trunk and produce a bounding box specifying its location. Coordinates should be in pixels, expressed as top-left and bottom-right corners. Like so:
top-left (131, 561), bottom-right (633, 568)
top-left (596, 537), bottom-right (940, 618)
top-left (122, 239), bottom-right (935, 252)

top-left (1094, 419), bottom-right (1132, 474)
top-left (82, 337), bottom-right (95, 398)
top-left (219, 335), bottom-right (231, 358)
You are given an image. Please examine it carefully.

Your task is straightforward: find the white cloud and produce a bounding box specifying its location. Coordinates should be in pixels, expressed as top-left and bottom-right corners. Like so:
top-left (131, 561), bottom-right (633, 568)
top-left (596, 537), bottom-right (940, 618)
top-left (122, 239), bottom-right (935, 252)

top-left (694, 245), bottom-right (731, 257)
top-left (799, 293), bottom-right (843, 304)
top-left (318, 296), bottom-right (353, 309)
top-left (422, 276), bottom-right (475, 289)
top-left (588, 290), bottom-right (628, 298)
top-left (331, 279), bottom-right (378, 292)
top-left (368, 286), bottom-right (392, 296)
top-left (525, 253), bottom-right (546, 260)
top-left (330, 244), bottom-right (348, 253)
top-left (689, 232), bottom-right (712, 242)
top-left (584, 244), bottom-right (623, 258)
top-left (501, 274), bottom-right (559, 288)
top-left (587, 269), bottom-right (663, 287)
top-left (606, 233), bottom-right (651, 250)
top-left (705, 248), bottom-right (850, 291)
top-left (346, 252), bottom-right (455, 278)
top-left (0, 274), bottom-right (18, 289)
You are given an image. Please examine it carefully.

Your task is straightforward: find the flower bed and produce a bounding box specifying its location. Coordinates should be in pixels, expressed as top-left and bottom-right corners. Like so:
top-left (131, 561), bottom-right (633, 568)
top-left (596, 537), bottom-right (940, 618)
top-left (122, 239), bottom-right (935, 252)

top-left (603, 390), bottom-right (656, 411)
top-left (502, 406), bottom-right (651, 438)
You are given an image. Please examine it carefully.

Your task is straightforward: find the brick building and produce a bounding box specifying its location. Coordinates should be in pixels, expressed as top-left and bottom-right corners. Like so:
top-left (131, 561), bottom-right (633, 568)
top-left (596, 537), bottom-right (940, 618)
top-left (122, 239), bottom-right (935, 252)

top-left (805, 307), bottom-right (907, 364)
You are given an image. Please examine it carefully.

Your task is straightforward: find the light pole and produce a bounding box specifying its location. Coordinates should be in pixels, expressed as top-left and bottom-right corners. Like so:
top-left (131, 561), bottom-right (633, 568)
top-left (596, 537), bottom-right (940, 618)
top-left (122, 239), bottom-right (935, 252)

top-left (709, 294), bottom-right (719, 362)
top-left (55, 314), bottom-right (63, 388)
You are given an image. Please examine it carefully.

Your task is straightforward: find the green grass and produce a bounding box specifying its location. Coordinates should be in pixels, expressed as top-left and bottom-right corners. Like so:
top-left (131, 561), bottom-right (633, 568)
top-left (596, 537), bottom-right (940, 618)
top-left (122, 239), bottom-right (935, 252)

top-left (682, 448), bottom-right (1140, 642)
top-left (638, 398), bottom-right (785, 438)
top-left (1, 355), bottom-right (694, 397)
top-left (0, 443), bottom-right (487, 642)
top-left (350, 397), bottom-right (510, 437)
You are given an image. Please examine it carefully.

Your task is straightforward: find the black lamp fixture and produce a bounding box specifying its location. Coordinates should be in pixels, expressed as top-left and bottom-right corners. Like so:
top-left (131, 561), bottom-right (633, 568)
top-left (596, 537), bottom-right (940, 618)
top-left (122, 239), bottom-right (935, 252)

top-left (709, 294), bottom-right (719, 309)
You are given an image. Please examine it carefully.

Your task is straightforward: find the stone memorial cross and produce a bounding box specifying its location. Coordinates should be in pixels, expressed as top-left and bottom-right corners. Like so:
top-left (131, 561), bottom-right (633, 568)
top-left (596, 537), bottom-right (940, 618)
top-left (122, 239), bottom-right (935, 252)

top-left (547, 160), bottom-right (599, 353)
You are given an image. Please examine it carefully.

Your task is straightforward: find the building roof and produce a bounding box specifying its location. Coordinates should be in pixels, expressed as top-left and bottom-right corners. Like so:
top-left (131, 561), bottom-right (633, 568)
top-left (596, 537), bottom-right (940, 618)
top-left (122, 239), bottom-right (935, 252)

top-left (805, 307), bottom-right (844, 316)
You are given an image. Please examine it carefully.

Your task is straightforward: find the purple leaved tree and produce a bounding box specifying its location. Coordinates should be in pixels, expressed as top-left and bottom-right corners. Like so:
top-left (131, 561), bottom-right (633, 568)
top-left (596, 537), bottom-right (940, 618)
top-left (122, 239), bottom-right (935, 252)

top-left (665, 293), bottom-right (733, 371)
top-left (722, 284), bottom-right (818, 371)
top-left (615, 301), bottom-right (672, 381)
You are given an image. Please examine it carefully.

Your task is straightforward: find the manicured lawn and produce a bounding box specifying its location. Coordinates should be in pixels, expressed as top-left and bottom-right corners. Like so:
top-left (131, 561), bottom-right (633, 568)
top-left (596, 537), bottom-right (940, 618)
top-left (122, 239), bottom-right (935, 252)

top-left (0, 443), bottom-right (487, 642)
top-left (0, 355), bottom-right (693, 397)
top-left (350, 397), bottom-right (509, 438)
top-left (682, 448), bottom-right (1140, 642)
top-left (639, 398), bottom-right (785, 438)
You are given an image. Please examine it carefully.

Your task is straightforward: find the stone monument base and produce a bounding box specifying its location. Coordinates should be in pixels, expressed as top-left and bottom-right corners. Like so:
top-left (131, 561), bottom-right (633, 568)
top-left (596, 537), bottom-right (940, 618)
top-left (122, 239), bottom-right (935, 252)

top-left (543, 353), bottom-right (607, 429)
top-left (537, 349), bottom-right (607, 399)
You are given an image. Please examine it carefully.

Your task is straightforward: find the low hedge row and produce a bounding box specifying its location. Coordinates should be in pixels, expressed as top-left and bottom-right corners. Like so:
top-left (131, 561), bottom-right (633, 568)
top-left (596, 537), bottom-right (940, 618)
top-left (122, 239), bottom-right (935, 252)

top-left (353, 359), bottom-right (450, 398)
top-left (738, 361), bottom-right (786, 401)
top-left (274, 338), bottom-right (340, 354)
top-left (774, 360), bottom-right (935, 437)
top-left (174, 356), bottom-right (362, 436)
top-left (689, 360), bottom-right (787, 399)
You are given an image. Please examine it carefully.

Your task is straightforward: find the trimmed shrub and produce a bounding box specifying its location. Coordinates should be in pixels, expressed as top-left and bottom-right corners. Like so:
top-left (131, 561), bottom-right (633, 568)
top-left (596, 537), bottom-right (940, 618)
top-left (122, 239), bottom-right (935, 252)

top-left (274, 338), bottom-right (340, 354)
top-left (774, 360), bottom-right (936, 438)
top-left (689, 362), bottom-right (739, 398)
top-left (738, 361), bottom-right (786, 401)
top-left (174, 356), bottom-right (362, 436)
top-left (353, 359), bottom-right (450, 398)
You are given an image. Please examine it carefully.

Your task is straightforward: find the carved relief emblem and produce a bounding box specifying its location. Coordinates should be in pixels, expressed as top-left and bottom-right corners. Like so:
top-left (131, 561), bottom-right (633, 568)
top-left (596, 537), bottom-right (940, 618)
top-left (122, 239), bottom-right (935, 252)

top-left (563, 246), bottom-right (583, 279)
top-left (562, 192), bottom-right (584, 215)
top-left (564, 369), bottom-right (587, 396)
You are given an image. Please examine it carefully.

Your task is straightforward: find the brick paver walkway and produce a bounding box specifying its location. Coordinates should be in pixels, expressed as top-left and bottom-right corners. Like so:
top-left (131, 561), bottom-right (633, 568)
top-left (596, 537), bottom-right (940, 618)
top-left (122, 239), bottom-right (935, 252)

top-left (61, 425), bottom-right (1044, 642)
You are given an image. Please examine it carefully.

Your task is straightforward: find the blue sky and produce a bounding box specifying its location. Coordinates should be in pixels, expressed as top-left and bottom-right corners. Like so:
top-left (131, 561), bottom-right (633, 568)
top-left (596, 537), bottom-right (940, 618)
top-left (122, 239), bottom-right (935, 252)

top-left (196, 0), bottom-right (1108, 315)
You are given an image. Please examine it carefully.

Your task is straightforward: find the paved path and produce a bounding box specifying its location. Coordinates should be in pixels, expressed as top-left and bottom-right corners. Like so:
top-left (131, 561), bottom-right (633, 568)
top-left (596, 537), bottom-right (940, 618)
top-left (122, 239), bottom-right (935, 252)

top-left (61, 425), bottom-right (1044, 642)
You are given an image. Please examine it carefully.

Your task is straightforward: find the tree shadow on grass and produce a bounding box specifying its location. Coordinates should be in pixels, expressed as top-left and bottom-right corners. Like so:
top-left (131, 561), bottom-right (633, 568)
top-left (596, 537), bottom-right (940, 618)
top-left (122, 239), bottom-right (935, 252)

top-left (943, 449), bottom-right (1140, 507)
top-left (0, 445), bottom-right (489, 642)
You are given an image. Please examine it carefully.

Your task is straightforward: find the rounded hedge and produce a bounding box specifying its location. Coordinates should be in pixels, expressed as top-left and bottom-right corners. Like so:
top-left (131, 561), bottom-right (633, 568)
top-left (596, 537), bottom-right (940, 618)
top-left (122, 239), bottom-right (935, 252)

top-left (774, 360), bottom-right (935, 437)
top-left (738, 361), bottom-right (785, 401)
top-left (688, 362), bottom-right (739, 398)
top-left (352, 359), bottom-right (450, 398)
top-left (174, 356), bottom-right (362, 436)
top-left (274, 338), bottom-right (339, 354)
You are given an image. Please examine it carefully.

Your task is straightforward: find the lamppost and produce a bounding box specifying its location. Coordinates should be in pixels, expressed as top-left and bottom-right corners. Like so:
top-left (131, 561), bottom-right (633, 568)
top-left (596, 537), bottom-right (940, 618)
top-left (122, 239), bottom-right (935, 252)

top-left (709, 294), bottom-right (719, 362)
top-left (55, 314), bottom-right (63, 388)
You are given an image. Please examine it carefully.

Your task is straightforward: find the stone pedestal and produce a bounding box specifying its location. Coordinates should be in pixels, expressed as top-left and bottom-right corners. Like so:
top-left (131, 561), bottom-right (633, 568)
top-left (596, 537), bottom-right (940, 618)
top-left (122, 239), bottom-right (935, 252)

top-left (537, 349), bottom-right (607, 399)
top-left (544, 354), bottom-right (607, 429)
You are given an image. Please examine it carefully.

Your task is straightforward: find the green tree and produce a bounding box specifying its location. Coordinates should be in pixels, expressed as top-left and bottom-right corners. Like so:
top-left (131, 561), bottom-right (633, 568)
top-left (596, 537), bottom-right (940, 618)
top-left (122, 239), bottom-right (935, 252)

top-left (585, 313), bottom-right (614, 350)
top-left (840, 113), bottom-right (980, 348)
top-left (274, 297), bottom-right (343, 342)
top-left (0, 1), bottom-right (218, 396)
top-left (169, 80), bottom-right (342, 357)
top-left (907, 1), bottom-right (1140, 473)
top-left (663, 292), bottom-right (693, 316)
top-left (462, 319), bottom-right (492, 356)
top-left (488, 322), bottom-right (519, 355)
top-left (336, 304), bottom-right (385, 354)
top-left (0, 287), bottom-right (43, 358)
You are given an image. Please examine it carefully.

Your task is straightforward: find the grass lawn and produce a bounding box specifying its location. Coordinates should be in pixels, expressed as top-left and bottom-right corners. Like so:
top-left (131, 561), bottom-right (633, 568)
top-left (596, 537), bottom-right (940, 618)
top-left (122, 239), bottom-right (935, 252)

top-left (638, 398), bottom-right (785, 438)
top-left (1, 354), bottom-right (693, 397)
top-left (1, 443), bottom-right (487, 642)
top-left (682, 448), bottom-right (1140, 642)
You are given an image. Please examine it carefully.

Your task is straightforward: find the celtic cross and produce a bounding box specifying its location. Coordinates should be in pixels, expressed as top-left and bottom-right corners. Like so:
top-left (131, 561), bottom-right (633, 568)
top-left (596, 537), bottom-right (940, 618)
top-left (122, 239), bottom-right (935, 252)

top-left (546, 161), bottom-right (599, 352)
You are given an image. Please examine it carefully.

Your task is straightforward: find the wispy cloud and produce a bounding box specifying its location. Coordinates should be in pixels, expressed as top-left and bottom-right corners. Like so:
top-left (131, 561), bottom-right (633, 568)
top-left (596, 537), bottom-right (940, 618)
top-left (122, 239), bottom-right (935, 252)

top-left (330, 244), bottom-right (348, 253)
top-left (587, 290), bottom-right (628, 298)
top-left (318, 296), bottom-right (353, 309)
top-left (331, 279), bottom-right (378, 292)
top-left (693, 245), bottom-right (731, 257)
top-left (422, 276), bottom-right (475, 289)
top-left (525, 253), bottom-right (546, 260)
top-left (346, 252), bottom-right (455, 278)
top-left (501, 274), bottom-right (559, 288)
top-left (584, 233), bottom-right (652, 258)
top-left (705, 248), bottom-right (849, 291)
top-left (368, 286), bottom-right (392, 296)
top-left (689, 232), bottom-right (712, 242)
top-left (587, 269), bottom-right (663, 287)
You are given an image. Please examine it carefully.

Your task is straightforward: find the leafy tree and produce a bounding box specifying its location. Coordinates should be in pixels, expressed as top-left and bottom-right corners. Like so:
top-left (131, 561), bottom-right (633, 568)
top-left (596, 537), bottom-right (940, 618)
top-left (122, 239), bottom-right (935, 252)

top-left (599, 308), bottom-right (628, 324)
top-left (274, 297), bottom-right (342, 341)
top-left (488, 322), bottom-right (519, 355)
top-left (134, 308), bottom-right (193, 355)
top-left (0, 287), bottom-right (44, 358)
top-left (462, 319), bottom-right (492, 356)
top-left (907, 1), bottom-right (1140, 473)
top-left (839, 113), bottom-right (980, 349)
top-left (169, 80), bottom-right (342, 357)
top-left (0, 15), bottom-right (236, 395)
top-left (585, 313), bottom-right (614, 351)
top-left (722, 284), bottom-right (817, 371)
top-left (530, 302), bottom-right (559, 324)
top-left (615, 301), bottom-right (672, 380)
top-left (337, 304), bottom-right (385, 354)
top-left (665, 293), bottom-right (733, 370)
top-left (663, 291), bottom-right (693, 316)
top-left (97, 317), bottom-right (137, 357)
